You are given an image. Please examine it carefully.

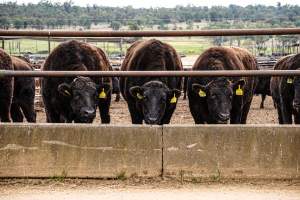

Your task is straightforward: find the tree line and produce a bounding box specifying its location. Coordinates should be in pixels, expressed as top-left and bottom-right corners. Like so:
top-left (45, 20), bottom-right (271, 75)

top-left (0, 1), bottom-right (299, 30)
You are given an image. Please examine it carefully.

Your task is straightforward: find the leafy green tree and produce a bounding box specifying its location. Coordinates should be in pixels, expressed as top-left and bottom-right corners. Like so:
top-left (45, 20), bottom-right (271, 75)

top-left (110, 21), bottom-right (121, 30)
top-left (128, 22), bottom-right (140, 30)
top-left (13, 19), bottom-right (23, 29)
top-left (0, 18), bottom-right (10, 29)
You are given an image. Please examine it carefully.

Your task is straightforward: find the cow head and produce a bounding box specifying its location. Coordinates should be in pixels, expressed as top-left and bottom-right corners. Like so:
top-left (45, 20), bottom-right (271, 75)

top-left (192, 78), bottom-right (245, 124)
top-left (57, 76), bottom-right (110, 123)
top-left (129, 81), bottom-right (181, 125)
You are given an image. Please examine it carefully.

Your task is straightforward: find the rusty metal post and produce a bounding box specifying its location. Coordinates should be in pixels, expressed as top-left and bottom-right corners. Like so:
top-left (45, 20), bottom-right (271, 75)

top-left (0, 28), bottom-right (300, 37)
top-left (1, 70), bottom-right (300, 78)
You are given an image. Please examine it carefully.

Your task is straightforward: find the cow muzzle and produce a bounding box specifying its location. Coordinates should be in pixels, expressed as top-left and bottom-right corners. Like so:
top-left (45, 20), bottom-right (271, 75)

top-left (145, 117), bottom-right (160, 125)
top-left (293, 103), bottom-right (300, 113)
top-left (78, 107), bottom-right (96, 123)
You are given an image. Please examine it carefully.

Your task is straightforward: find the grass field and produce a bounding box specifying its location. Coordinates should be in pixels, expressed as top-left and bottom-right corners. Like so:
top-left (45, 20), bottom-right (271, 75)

top-left (3, 37), bottom-right (214, 56)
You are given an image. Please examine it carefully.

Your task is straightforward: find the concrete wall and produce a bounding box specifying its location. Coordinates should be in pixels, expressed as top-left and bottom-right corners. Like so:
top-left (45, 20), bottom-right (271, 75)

top-left (163, 125), bottom-right (300, 179)
top-left (0, 124), bottom-right (162, 178)
top-left (0, 124), bottom-right (300, 179)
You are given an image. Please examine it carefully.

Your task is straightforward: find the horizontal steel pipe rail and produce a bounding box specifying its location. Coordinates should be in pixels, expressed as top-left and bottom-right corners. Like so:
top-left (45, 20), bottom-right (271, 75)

top-left (0, 28), bottom-right (300, 37)
top-left (0, 70), bottom-right (300, 77)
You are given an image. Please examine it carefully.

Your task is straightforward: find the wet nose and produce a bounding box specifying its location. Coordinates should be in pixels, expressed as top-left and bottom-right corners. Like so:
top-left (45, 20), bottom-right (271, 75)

top-left (218, 113), bottom-right (230, 121)
top-left (81, 108), bottom-right (96, 118)
top-left (146, 117), bottom-right (159, 124)
top-left (293, 102), bottom-right (300, 112)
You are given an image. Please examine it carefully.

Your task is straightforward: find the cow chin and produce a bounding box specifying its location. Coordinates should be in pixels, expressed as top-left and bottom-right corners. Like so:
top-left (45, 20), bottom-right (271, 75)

top-left (74, 116), bottom-right (95, 123)
top-left (215, 119), bottom-right (229, 124)
top-left (144, 118), bottom-right (161, 125)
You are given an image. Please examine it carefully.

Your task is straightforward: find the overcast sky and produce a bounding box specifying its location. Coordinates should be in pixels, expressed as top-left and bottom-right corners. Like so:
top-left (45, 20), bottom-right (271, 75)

top-left (3, 0), bottom-right (300, 8)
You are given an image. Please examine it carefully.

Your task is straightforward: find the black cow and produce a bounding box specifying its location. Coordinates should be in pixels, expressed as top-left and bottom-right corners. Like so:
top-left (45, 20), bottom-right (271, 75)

top-left (112, 76), bottom-right (121, 102)
top-left (120, 39), bottom-right (182, 124)
top-left (11, 56), bottom-right (36, 122)
top-left (271, 54), bottom-right (300, 124)
top-left (42, 40), bottom-right (112, 123)
top-left (188, 47), bottom-right (258, 124)
top-left (0, 49), bottom-right (13, 122)
top-left (254, 76), bottom-right (271, 109)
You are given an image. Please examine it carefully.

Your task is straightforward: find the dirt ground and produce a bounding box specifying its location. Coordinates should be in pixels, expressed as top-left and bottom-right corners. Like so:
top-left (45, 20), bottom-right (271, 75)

top-left (0, 179), bottom-right (299, 200)
top-left (36, 95), bottom-right (278, 124)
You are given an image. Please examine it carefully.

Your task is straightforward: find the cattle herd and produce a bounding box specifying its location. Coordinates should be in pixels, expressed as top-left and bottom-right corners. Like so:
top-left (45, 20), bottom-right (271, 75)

top-left (0, 39), bottom-right (299, 124)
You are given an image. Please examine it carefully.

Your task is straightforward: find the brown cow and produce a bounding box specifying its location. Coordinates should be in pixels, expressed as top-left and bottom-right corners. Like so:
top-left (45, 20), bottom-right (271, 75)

top-left (188, 47), bottom-right (258, 124)
top-left (270, 53), bottom-right (300, 124)
top-left (0, 48), bottom-right (13, 122)
top-left (11, 56), bottom-right (36, 122)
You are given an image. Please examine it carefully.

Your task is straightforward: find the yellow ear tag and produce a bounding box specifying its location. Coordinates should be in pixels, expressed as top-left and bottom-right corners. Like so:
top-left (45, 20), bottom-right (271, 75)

top-left (235, 85), bottom-right (243, 96)
top-left (99, 88), bottom-right (106, 99)
top-left (287, 78), bottom-right (293, 84)
top-left (64, 90), bottom-right (71, 96)
top-left (170, 94), bottom-right (177, 104)
top-left (137, 93), bottom-right (143, 100)
top-left (199, 89), bottom-right (206, 97)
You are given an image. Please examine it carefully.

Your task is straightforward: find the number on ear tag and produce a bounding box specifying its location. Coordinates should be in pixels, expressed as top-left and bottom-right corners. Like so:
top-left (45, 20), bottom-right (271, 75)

top-left (137, 93), bottom-right (143, 100)
top-left (199, 89), bottom-right (206, 97)
top-left (287, 78), bottom-right (293, 84)
top-left (99, 88), bottom-right (107, 99)
top-left (235, 85), bottom-right (243, 96)
top-left (170, 94), bottom-right (177, 104)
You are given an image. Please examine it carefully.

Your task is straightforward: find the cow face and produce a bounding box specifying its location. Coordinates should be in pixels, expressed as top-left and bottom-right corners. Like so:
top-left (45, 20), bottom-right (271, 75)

top-left (292, 76), bottom-right (300, 113)
top-left (129, 81), bottom-right (181, 125)
top-left (192, 78), bottom-right (245, 124)
top-left (58, 76), bottom-right (109, 123)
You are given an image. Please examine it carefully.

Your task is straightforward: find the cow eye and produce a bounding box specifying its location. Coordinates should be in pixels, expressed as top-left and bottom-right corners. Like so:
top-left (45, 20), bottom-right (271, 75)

top-left (210, 94), bottom-right (217, 99)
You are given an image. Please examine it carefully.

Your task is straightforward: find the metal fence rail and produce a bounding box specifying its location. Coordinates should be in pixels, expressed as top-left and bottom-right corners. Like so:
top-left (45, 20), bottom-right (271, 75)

top-left (0, 70), bottom-right (299, 77)
top-left (0, 28), bottom-right (300, 37)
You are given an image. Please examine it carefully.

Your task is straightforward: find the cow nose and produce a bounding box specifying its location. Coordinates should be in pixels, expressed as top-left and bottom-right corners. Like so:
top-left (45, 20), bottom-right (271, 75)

top-left (146, 117), bottom-right (159, 124)
top-left (293, 102), bottom-right (300, 112)
top-left (218, 113), bottom-right (230, 121)
top-left (81, 108), bottom-right (96, 118)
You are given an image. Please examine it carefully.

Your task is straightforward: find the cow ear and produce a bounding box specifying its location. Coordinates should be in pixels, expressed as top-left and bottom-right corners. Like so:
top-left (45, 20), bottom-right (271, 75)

top-left (232, 79), bottom-right (245, 88)
top-left (58, 83), bottom-right (72, 97)
top-left (232, 79), bottom-right (245, 96)
top-left (168, 89), bottom-right (181, 104)
top-left (97, 83), bottom-right (111, 99)
top-left (192, 83), bottom-right (207, 97)
top-left (172, 89), bottom-right (181, 98)
top-left (129, 86), bottom-right (144, 100)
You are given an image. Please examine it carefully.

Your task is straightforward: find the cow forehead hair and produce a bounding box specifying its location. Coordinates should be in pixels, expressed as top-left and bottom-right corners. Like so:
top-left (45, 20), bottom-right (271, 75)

top-left (71, 76), bottom-right (96, 89)
top-left (142, 80), bottom-right (169, 90)
top-left (208, 78), bottom-right (231, 87)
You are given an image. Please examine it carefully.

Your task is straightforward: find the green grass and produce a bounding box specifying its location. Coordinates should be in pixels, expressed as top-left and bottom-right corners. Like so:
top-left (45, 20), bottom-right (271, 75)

top-left (166, 40), bottom-right (211, 55)
top-left (2, 38), bottom-right (213, 56)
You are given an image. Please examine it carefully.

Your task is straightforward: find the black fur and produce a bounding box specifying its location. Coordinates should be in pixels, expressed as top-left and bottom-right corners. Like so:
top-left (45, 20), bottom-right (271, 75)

top-left (11, 56), bottom-right (36, 122)
top-left (188, 47), bottom-right (258, 124)
top-left (271, 54), bottom-right (300, 124)
top-left (41, 40), bottom-right (112, 123)
top-left (120, 39), bottom-right (183, 124)
top-left (0, 49), bottom-right (13, 122)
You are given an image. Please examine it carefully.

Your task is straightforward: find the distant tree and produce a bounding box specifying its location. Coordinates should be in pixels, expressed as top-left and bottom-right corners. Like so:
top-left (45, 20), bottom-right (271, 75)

top-left (110, 21), bottom-right (121, 30)
top-left (158, 22), bottom-right (168, 30)
top-left (13, 19), bottom-right (23, 29)
top-left (63, 0), bottom-right (73, 13)
top-left (0, 18), bottom-right (10, 29)
top-left (128, 22), bottom-right (140, 30)
top-left (186, 20), bottom-right (194, 30)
